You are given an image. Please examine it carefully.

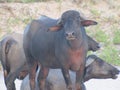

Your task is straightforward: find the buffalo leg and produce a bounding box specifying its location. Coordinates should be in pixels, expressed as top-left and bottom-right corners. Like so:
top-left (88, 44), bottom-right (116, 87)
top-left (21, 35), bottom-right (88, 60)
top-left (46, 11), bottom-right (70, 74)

top-left (61, 68), bottom-right (72, 90)
top-left (37, 66), bottom-right (49, 90)
top-left (5, 72), bottom-right (17, 90)
top-left (28, 61), bottom-right (37, 90)
top-left (24, 46), bottom-right (37, 90)
top-left (76, 66), bottom-right (85, 90)
top-left (3, 69), bottom-right (8, 86)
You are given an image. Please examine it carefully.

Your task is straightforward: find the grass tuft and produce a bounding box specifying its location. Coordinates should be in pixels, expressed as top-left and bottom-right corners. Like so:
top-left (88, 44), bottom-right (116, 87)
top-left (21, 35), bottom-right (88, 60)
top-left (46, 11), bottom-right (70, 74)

top-left (113, 29), bottom-right (120, 44)
top-left (100, 45), bottom-right (120, 66)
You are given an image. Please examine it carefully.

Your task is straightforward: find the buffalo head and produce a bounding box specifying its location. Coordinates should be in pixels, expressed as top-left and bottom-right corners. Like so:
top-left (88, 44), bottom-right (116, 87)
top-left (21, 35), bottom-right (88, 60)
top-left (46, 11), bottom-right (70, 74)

top-left (48, 10), bottom-right (97, 41)
top-left (85, 55), bottom-right (120, 81)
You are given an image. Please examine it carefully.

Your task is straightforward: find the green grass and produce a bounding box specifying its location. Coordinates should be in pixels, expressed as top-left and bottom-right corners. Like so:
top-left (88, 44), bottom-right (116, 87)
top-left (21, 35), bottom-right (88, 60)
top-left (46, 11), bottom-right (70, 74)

top-left (87, 26), bottom-right (109, 43)
top-left (22, 17), bottom-right (33, 24)
top-left (86, 25), bottom-right (120, 66)
top-left (21, 0), bottom-right (35, 3)
top-left (99, 45), bottom-right (120, 66)
top-left (95, 30), bottom-right (108, 43)
top-left (113, 29), bottom-right (120, 44)
top-left (88, 44), bottom-right (120, 66)
top-left (6, 0), bottom-right (43, 3)
top-left (6, 0), bottom-right (61, 3)
top-left (7, 17), bottom-right (20, 25)
top-left (90, 9), bottom-right (101, 17)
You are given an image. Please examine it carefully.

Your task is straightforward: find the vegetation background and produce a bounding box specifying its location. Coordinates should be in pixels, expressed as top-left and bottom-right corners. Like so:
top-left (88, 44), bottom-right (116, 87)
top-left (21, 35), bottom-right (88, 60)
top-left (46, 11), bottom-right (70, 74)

top-left (0, 0), bottom-right (120, 70)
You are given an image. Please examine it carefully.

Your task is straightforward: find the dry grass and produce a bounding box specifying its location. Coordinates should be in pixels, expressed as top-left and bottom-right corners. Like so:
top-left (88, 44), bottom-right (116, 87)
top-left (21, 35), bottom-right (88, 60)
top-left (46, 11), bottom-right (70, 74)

top-left (0, 0), bottom-right (119, 36)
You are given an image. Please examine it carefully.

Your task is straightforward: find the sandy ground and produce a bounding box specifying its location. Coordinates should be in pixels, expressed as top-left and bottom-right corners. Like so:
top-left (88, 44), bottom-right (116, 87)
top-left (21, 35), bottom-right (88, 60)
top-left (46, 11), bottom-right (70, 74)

top-left (0, 68), bottom-right (120, 90)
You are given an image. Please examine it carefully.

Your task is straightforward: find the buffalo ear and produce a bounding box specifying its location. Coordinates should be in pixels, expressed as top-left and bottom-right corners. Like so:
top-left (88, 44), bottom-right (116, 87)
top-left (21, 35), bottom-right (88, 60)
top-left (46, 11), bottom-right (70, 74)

top-left (48, 25), bottom-right (62, 32)
top-left (81, 20), bottom-right (98, 27)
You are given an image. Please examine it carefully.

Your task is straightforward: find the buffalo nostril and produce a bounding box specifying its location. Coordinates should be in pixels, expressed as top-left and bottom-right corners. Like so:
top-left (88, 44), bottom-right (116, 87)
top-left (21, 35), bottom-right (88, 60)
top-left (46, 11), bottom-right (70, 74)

top-left (71, 32), bottom-right (75, 36)
top-left (65, 32), bottom-right (75, 37)
top-left (65, 33), bottom-right (68, 37)
top-left (97, 44), bottom-right (101, 48)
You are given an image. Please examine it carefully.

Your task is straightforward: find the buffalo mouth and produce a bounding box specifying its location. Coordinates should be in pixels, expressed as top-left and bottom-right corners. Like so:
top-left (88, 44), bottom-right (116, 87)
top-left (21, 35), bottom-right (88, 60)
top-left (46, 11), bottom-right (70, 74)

top-left (111, 73), bottom-right (119, 79)
top-left (112, 75), bottom-right (118, 79)
top-left (66, 36), bottom-right (76, 40)
top-left (93, 46), bottom-right (100, 51)
top-left (111, 70), bottom-right (119, 79)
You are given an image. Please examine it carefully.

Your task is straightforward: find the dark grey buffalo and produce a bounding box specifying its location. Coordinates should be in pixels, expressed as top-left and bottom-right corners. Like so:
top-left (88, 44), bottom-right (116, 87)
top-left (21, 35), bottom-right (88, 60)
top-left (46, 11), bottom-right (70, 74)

top-left (87, 35), bottom-right (100, 51)
top-left (0, 33), bottom-right (28, 90)
top-left (0, 32), bottom-right (99, 90)
top-left (23, 10), bottom-right (97, 90)
top-left (20, 54), bottom-right (120, 90)
top-left (84, 55), bottom-right (119, 81)
top-left (40, 15), bottom-right (100, 52)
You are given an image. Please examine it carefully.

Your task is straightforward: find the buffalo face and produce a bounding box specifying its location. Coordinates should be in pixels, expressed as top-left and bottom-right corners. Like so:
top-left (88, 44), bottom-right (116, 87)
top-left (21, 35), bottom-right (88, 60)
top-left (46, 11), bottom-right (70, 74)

top-left (87, 36), bottom-right (100, 51)
top-left (48, 10), bottom-right (97, 41)
top-left (84, 55), bottom-right (119, 81)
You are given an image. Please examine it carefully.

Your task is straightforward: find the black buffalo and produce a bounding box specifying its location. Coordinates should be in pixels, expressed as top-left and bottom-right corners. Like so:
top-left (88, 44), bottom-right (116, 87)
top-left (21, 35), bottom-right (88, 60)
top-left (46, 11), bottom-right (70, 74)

top-left (0, 33), bottom-right (28, 90)
top-left (87, 35), bottom-right (100, 51)
top-left (23, 10), bottom-right (97, 90)
top-left (20, 54), bottom-right (120, 90)
top-left (85, 55), bottom-right (119, 81)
